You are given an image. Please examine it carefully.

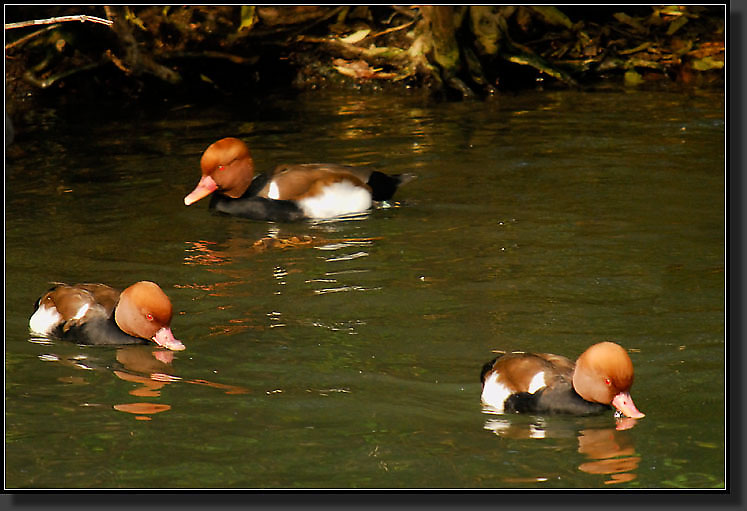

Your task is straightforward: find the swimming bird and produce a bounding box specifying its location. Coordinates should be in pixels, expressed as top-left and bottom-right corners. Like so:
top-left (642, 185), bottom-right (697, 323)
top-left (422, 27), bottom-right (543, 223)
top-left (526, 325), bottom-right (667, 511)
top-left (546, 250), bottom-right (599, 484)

top-left (480, 342), bottom-right (644, 418)
top-left (184, 137), bottom-right (416, 221)
top-left (29, 281), bottom-right (185, 351)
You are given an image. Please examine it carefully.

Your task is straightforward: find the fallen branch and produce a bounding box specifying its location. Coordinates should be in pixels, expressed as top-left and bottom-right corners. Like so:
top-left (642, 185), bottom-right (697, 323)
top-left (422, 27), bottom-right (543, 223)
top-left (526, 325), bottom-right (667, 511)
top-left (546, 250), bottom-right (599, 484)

top-left (5, 15), bottom-right (113, 30)
top-left (297, 35), bottom-right (406, 66)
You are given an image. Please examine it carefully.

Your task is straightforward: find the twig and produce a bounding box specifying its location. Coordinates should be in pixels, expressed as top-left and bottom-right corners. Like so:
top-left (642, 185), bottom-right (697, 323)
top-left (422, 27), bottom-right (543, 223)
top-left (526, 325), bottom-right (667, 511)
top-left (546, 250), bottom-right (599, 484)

top-left (5, 15), bottom-right (113, 30)
top-left (5, 24), bottom-right (60, 50)
top-left (370, 19), bottom-right (416, 40)
top-left (23, 62), bottom-right (101, 88)
top-left (105, 49), bottom-right (131, 74)
top-left (391, 6), bottom-right (419, 20)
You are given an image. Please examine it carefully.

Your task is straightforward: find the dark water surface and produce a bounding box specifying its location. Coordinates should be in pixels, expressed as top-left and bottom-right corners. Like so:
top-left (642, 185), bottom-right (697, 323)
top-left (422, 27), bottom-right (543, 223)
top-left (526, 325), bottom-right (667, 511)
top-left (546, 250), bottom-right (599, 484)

top-left (5, 88), bottom-right (725, 489)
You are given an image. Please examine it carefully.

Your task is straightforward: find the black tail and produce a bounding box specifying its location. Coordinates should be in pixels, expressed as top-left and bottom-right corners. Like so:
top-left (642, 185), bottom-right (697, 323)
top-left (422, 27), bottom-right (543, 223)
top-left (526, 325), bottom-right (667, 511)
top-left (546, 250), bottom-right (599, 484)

top-left (367, 171), bottom-right (417, 201)
top-left (480, 355), bottom-right (503, 384)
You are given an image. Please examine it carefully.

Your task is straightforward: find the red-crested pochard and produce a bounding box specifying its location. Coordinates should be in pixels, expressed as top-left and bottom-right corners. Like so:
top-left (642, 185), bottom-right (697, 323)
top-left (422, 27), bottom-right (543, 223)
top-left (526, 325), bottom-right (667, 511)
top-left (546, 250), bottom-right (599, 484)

top-left (29, 281), bottom-right (185, 351)
top-left (184, 137), bottom-right (416, 221)
top-left (480, 342), bottom-right (644, 418)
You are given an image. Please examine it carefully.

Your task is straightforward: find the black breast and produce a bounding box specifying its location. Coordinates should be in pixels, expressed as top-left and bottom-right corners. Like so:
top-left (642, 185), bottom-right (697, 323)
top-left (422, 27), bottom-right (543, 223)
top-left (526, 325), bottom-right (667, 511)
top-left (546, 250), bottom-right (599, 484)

top-left (505, 382), bottom-right (611, 416)
top-left (209, 173), bottom-right (305, 222)
top-left (62, 316), bottom-right (148, 346)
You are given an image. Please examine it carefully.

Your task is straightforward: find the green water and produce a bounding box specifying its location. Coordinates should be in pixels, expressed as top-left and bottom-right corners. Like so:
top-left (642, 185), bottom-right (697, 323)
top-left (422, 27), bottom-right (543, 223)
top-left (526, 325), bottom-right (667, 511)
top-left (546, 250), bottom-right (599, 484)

top-left (5, 88), bottom-right (725, 489)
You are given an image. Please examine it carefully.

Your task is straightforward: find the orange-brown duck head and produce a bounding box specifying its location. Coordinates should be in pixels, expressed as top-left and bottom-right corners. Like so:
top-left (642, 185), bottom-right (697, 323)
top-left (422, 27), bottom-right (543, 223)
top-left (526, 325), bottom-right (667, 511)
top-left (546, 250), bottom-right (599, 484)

top-left (572, 342), bottom-right (644, 419)
top-left (184, 137), bottom-right (255, 205)
top-left (114, 281), bottom-right (185, 351)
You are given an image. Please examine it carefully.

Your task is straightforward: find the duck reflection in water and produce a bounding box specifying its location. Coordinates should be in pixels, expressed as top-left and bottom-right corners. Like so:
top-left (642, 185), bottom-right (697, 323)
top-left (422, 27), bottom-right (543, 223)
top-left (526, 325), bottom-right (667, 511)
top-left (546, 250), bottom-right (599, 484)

top-left (483, 416), bottom-right (641, 484)
top-left (112, 345), bottom-right (248, 421)
top-left (31, 342), bottom-right (247, 421)
top-left (577, 419), bottom-right (641, 484)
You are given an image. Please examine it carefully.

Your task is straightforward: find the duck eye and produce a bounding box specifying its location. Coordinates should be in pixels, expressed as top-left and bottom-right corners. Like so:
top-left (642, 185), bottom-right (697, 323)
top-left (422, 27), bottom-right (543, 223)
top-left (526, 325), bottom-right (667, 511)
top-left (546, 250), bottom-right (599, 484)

top-left (145, 313), bottom-right (154, 321)
top-left (217, 165), bottom-right (225, 171)
top-left (604, 378), bottom-right (611, 386)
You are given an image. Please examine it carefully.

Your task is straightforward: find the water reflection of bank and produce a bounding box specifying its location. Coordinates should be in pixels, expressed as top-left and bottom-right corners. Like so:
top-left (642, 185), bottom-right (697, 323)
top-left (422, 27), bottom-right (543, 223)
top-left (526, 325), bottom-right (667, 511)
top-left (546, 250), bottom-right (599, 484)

top-left (179, 231), bottom-right (385, 337)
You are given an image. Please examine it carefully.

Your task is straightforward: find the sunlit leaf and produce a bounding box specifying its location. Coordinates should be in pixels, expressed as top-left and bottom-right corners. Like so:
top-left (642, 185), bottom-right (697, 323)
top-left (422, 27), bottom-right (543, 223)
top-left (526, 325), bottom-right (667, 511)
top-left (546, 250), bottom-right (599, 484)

top-left (339, 29), bottom-right (371, 44)
top-left (624, 70), bottom-right (644, 86)
top-left (666, 15), bottom-right (689, 36)
top-left (619, 42), bottom-right (653, 55)
top-left (239, 6), bottom-right (257, 32)
top-left (657, 6), bottom-right (689, 17)
top-left (691, 56), bottom-right (724, 71)
top-left (124, 7), bottom-right (147, 31)
top-left (613, 12), bottom-right (647, 33)
top-left (687, 41), bottom-right (725, 58)
top-left (626, 55), bottom-right (665, 70)
top-left (530, 6), bottom-right (573, 29)
top-left (507, 51), bottom-right (577, 86)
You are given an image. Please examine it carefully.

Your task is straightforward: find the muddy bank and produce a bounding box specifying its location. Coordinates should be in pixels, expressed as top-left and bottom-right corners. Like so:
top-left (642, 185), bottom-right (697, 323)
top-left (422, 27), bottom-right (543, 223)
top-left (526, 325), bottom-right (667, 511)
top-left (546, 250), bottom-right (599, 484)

top-left (5, 5), bottom-right (725, 117)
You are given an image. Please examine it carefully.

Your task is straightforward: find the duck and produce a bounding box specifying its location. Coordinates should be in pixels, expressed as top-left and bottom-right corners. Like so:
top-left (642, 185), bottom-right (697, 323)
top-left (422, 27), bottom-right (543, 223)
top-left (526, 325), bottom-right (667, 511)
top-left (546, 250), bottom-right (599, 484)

top-left (29, 281), bottom-right (185, 351)
top-left (480, 342), bottom-right (644, 419)
top-left (184, 137), bottom-right (416, 222)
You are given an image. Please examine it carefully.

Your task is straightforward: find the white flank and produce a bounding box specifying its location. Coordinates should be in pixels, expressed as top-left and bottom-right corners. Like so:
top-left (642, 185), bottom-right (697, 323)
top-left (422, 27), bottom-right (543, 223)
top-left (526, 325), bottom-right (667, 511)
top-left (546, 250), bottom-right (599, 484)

top-left (298, 181), bottom-right (372, 219)
top-left (268, 181), bottom-right (281, 200)
top-left (481, 370), bottom-right (547, 414)
top-left (28, 304), bottom-right (63, 335)
top-left (527, 371), bottom-right (546, 394)
top-left (480, 372), bottom-right (513, 413)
